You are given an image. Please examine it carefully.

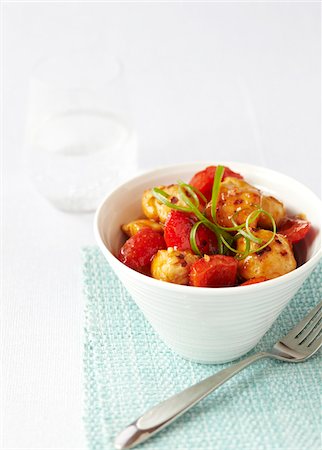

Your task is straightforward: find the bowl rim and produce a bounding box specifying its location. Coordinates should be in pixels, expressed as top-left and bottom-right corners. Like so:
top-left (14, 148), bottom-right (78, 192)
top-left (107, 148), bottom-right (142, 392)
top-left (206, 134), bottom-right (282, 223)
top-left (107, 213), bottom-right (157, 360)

top-left (94, 161), bottom-right (322, 295)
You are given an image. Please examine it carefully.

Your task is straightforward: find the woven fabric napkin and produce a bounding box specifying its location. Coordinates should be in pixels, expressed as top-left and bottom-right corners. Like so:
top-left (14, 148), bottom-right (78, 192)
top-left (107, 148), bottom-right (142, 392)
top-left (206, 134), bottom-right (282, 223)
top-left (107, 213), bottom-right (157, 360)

top-left (83, 247), bottom-right (321, 450)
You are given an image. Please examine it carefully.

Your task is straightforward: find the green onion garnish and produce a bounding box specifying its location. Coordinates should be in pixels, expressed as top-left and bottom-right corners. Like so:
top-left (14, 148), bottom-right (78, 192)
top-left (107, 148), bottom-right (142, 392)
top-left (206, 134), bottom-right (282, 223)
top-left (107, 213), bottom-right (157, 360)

top-left (216, 210), bottom-right (257, 232)
top-left (241, 236), bottom-right (251, 260)
top-left (190, 221), bottom-right (203, 256)
top-left (184, 184), bottom-right (208, 205)
top-left (232, 210), bottom-right (276, 259)
top-left (151, 172), bottom-right (276, 258)
top-left (245, 210), bottom-right (262, 244)
top-left (211, 165), bottom-right (225, 221)
top-left (177, 184), bottom-right (223, 253)
top-left (247, 210), bottom-right (276, 255)
top-left (152, 187), bottom-right (192, 212)
top-left (220, 234), bottom-right (251, 260)
top-left (237, 227), bottom-right (262, 244)
top-left (177, 181), bottom-right (200, 208)
top-left (220, 235), bottom-right (240, 254)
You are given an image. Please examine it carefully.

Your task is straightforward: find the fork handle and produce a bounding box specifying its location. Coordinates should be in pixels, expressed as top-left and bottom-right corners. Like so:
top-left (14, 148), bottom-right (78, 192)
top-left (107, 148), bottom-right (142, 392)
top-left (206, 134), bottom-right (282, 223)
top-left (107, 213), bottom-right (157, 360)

top-left (114, 351), bottom-right (268, 449)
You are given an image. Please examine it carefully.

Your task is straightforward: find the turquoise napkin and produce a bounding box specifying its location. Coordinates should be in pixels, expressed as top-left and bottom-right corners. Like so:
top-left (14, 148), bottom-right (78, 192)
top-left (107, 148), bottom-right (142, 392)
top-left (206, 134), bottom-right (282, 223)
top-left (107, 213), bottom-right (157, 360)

top-left (83, 247), bottom-right (321, 450)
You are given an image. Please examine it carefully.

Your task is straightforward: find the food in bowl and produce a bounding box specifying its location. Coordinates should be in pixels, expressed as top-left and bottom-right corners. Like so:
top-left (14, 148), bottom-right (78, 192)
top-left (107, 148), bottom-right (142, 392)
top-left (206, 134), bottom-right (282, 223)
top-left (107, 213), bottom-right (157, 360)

top-left (118, 165), bottom-right (311, 288)
top-left (95, 163), bottom-right (321, 362)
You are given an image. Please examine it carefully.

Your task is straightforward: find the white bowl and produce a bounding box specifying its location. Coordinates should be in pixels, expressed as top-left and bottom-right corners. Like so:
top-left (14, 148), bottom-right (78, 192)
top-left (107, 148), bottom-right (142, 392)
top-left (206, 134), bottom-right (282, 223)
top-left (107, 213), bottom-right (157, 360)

top-left (94, 162), bottom-right (322, 363)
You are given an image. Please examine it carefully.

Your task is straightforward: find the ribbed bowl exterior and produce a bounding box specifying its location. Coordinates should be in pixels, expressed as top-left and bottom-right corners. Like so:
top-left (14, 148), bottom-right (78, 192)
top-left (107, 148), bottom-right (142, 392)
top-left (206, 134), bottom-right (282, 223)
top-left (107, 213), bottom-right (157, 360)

top-left (94, 162), bottom-right (322, 363)
top-left (111, 259), bottom-right (316, 363)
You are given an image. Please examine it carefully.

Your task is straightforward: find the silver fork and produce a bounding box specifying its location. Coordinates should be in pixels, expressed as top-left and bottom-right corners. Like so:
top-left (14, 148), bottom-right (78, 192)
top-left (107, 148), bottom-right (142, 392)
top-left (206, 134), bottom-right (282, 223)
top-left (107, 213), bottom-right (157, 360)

top-left (115, 301), bottom-right (322, 450)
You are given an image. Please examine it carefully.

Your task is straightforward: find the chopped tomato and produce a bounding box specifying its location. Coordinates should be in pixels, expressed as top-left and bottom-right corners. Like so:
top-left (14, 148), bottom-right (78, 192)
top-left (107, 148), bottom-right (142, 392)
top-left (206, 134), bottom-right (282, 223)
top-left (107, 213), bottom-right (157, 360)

top-left (189, 166), bottom-right (243, 201)
top-left (279, 217), bottom-right (311, 244)
top-left (189, 255), bottom-right (238, 287)
top-left (240, 277), bottom-right (267, 286)
top-left (222, 166), bottom-right (243, 180)
top-left (118, 228), bottom-right (166, 274)
top-left (164, 210), bottom-right (218, 254)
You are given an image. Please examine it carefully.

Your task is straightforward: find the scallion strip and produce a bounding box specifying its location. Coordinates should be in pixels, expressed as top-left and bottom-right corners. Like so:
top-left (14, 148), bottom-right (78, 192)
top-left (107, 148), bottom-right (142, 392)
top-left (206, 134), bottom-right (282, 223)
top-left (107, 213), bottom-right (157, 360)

top-left (216, 209), bottom-right (258, 232)
top-left (177, 181), bottom-right (200, 208)
top-left (177, 184), bottom-right (238, 254)
top-left (237, 236), bottom-right (251, 260)
top-left (241, 237), bottom-right (251, 259)
top-left (230, 209), bottom-right (262, 244)
top-left (221, 234), bottom-right (251, 260)
top-left (247, 210), bottom-right (276, 255)
top-left (245, 210), bottom-right (262, 243)
top-left (211, 165), bottom-right (225, 221)
top-left (220, 235), bottom-right (240, 254)
top-left (177, 185), bottom-right (225, 253)
top-left (215, 222), bottom-right (245, 232)
top-left (183, 183), bottom-right (208, 205)
top-left (152, 188), bottom-right (192, 212)
top-left (238, 228), bottom-right (262, 244)
top-left (190, 221), bottom-right (203, 256)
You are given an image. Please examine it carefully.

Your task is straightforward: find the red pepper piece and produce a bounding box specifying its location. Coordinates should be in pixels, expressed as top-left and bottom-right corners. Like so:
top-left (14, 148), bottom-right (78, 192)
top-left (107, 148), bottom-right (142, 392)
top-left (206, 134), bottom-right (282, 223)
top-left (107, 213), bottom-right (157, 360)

top-left (119, 228), bottom-right (166, 274)
top-left (189, 255), bottom-right (238, 287)
top-left (164, 210), bottom-right (218, 255)
top-left (279, 218), bottom-right (311, 244)
top-left (189, 166), bottom-right (243, 201)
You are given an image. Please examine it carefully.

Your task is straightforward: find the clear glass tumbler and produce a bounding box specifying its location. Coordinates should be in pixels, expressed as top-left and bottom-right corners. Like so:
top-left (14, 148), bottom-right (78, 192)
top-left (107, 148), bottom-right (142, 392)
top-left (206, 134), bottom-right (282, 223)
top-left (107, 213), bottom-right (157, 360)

top-left (25, 52), bottom-right (138, 212)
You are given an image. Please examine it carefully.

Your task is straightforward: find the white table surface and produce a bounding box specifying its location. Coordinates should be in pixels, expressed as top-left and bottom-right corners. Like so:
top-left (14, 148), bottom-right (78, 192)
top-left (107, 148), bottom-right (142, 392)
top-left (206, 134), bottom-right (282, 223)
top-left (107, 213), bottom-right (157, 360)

top-left (2, 3), bottom-right (321, 449)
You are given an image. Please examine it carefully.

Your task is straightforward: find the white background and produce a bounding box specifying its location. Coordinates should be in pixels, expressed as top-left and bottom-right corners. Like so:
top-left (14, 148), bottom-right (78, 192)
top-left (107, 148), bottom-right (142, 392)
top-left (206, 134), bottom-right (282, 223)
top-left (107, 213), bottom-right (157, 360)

top-left (2, 2), bottom-right (321, 449)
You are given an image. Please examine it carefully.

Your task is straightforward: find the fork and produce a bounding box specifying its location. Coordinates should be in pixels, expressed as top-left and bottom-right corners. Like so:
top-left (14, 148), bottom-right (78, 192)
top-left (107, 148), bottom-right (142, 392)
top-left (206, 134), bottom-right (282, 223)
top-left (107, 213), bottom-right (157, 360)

top-left (115, 301), bottom-right (322, 450)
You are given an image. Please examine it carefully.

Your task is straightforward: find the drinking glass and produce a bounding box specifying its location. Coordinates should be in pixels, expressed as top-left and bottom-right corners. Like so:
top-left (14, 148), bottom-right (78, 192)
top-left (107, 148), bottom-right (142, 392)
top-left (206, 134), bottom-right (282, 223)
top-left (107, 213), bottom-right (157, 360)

top-left (25, 52), bottom-right (138, 212)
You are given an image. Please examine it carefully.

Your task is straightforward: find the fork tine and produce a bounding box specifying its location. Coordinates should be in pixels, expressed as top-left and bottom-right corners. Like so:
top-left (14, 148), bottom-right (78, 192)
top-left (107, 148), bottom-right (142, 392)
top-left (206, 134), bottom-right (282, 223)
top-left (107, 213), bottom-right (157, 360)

top-left (305, 322), bottom-right (322, 347)
top-left (305, 330), bottom-right (322, 353)
top-left (297, 310), bottom-right (322, 344)
top-left (284, 301), bottom-right (322, 340)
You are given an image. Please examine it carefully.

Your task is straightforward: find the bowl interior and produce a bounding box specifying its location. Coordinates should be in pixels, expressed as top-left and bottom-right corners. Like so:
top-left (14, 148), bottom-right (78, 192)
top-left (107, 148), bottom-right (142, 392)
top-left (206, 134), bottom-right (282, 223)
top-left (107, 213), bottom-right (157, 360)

top-left (96, 162), bottom-right (321, 266)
